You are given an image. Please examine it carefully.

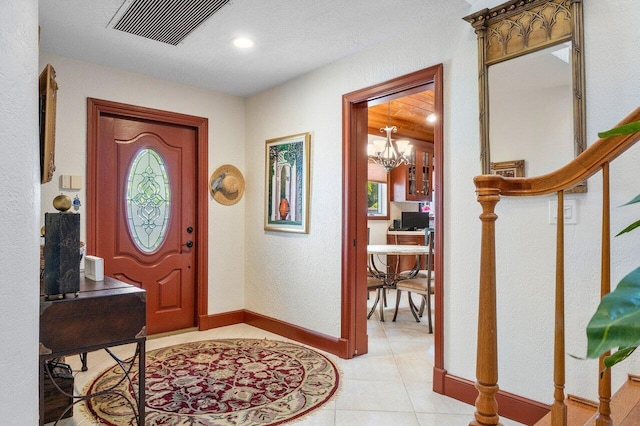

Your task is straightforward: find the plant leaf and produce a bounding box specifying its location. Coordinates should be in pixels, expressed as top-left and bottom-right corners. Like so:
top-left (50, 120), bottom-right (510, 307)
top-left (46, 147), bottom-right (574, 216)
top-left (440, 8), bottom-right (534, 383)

top-left (586, 266), bottom-right (640, 359)
top-left (598, 121), bottom-right (640, 138)
top-left (623, 193), bottom-right (640, 206)
top-left (604, 346), bottom-right (637, 369)
top-left (616, 220), bottom-right (640, 237)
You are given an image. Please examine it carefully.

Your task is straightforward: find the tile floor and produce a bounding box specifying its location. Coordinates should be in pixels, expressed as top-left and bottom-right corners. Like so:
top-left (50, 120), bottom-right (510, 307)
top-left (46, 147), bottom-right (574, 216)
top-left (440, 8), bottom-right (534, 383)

top-left (46, 290), bottom-right (525, 425)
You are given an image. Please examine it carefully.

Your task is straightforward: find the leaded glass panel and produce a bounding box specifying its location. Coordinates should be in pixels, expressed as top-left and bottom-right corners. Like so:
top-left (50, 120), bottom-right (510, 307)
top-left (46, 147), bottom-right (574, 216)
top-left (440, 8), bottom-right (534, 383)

top-left (125, 148), bottom-right (170, 252)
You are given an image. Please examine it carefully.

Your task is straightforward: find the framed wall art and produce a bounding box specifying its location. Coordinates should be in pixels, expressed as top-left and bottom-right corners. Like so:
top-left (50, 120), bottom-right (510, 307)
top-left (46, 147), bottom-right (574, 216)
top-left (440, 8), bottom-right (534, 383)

top-left (39, 64), bottom-right (58, 184)
top-left (490, 159), bottom-right (525, 178)
top-left (264, 132), bottom-right (311, 233)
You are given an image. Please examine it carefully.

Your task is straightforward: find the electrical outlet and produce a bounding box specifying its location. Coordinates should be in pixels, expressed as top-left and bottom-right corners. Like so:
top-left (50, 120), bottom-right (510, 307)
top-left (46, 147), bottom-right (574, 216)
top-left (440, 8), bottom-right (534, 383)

top-left (549, 199), bottom-right (577, 224)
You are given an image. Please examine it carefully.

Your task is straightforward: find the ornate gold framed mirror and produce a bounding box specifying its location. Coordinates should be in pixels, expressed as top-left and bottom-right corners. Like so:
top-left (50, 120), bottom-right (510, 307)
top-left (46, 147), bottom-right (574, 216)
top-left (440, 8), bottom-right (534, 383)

top-left (464, 0), bottom-right (586, 192)
top-left (39, 64), bottom-right (58, 184)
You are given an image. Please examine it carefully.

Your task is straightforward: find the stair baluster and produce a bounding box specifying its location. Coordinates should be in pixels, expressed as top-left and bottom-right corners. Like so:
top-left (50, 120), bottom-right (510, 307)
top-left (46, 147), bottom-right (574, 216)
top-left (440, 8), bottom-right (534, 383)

top-left (472, 107), bottom-right (640, 425)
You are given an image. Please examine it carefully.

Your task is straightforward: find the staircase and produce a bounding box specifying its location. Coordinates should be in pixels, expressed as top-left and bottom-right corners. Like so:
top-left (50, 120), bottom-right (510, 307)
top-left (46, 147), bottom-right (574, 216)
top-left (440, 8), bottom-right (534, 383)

top-left (471, 107), bottom-right (640, 426)
top-left (535, 395), bottom-right (597, 426)
top-left (535, 376), bottom-right (640, 426)
top-left (584, 376), bottom-right (640, 426)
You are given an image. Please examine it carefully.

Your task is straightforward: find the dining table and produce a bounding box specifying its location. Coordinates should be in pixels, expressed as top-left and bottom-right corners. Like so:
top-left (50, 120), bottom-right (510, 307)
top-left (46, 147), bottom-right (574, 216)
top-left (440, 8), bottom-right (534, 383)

top-left (367, 244), bottom-right (430, 321)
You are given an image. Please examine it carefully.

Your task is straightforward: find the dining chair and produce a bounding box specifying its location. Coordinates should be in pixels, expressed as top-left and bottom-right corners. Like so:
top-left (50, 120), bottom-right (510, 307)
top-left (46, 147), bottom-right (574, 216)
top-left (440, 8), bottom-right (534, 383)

top-left (393, 228), bottom-right (435, 333)
top-left (367, 228), bottom-right (387, 320)
top-left (367, 276), bottom-right (386, 319)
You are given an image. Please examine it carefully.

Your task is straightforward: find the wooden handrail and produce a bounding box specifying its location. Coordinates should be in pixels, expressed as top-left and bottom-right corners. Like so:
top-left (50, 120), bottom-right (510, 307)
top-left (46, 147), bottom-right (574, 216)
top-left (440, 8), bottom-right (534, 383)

top-left (472, 106), bottom-right (640, 426)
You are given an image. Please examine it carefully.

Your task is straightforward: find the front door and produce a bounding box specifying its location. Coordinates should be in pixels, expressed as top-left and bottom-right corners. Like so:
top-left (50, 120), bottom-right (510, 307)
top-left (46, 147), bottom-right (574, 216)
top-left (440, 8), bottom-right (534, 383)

top-left (91, 106), bottom-right (198, 335)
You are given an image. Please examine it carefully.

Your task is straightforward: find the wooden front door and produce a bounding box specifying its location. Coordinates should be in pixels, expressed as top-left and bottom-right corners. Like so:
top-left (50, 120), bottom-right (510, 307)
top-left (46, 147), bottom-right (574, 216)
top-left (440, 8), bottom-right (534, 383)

top-left (88, 100), bottom-right (206, 335)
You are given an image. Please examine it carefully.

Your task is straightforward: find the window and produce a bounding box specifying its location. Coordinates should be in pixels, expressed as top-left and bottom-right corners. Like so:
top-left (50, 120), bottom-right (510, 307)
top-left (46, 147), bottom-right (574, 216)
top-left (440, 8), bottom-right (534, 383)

top-left (367, 181), bottom-right (388, 217)
top-left (367, 162), bottom-right (389, 219)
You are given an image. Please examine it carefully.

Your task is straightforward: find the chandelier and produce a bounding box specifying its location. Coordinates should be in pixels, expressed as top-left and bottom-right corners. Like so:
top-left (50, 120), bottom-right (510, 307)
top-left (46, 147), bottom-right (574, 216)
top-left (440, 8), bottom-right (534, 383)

top-left (368, 102), bottom-right (412, 173)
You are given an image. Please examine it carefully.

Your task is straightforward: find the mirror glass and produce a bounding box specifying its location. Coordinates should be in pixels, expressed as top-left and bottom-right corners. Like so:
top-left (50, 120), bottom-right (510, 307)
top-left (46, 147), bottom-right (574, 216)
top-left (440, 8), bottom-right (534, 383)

top-left (464, 0), bottom-right (586, 190)
top-left (489, 42), bottom-right (574, 176)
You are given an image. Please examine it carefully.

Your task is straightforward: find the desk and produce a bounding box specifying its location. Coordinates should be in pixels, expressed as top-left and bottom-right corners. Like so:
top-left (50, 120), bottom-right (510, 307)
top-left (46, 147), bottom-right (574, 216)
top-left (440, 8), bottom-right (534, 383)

top-left (367, 244), bottom-right (429, 321)
top-left (39, 275), bottom-right (146, 425)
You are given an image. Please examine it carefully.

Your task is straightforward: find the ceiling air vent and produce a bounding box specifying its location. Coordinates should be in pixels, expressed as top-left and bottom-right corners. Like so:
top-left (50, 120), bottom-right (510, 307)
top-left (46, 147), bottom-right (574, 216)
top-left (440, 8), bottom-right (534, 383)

top-left (112, 0), bottom-right (231, 46)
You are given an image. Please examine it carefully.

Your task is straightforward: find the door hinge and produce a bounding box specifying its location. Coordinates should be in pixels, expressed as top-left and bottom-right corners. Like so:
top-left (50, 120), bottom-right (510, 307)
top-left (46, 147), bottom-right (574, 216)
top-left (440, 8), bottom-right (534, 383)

top-left (353, 238), bottom-right (357, 246)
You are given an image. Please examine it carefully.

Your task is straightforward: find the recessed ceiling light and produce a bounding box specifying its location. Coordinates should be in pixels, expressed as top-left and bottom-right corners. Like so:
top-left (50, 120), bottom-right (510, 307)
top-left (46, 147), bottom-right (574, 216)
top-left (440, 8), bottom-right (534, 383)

top-left (426, 113), bottom-right (437, 123)
top-left (233, 37), bottom-right (254, 48)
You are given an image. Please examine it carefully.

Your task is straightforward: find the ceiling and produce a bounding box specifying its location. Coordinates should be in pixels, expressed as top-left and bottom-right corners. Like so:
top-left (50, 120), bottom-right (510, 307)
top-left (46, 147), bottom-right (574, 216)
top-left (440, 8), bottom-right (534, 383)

top-left (38, 0), bottom-right (472, 98)
top-left (368, 90), bottom-right (436, 142)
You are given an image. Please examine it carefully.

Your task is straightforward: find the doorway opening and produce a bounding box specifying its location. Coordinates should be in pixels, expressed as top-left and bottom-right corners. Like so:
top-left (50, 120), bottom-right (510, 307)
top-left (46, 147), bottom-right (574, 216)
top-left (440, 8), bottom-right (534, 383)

top-left (341, 64), bottom-right (445, 390)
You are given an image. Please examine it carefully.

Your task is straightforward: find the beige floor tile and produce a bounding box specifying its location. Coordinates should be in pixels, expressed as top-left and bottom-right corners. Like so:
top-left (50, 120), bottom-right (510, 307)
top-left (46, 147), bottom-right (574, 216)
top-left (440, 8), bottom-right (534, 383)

top-left (362, 335), bottom-right (394, 358)
top-left (396, 356), bottom-right (434, 383)
top-left (336, 409), bottom-right (420, 426)
top-left (335, 379), bottom-right (414, 412)
top-left (336, 354), bottom-right (402, 382)
top-left (388, 339), bottom-right (433, 360)
top-left (293, 408), bottom-right (336, 425)
top-left (405, 381), bottom-right (473, 415)
top-left (416, 412), bottom-right (473, 425)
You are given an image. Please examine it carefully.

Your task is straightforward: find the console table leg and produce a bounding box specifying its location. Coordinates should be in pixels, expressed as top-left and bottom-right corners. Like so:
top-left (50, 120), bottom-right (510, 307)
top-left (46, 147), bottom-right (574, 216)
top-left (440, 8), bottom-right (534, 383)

top-left (138, 340), bottom-right (145, 425)
top-left (80, 352), bottom-right (88, 371)
top-left (39, 359), bottom-right (45, 426)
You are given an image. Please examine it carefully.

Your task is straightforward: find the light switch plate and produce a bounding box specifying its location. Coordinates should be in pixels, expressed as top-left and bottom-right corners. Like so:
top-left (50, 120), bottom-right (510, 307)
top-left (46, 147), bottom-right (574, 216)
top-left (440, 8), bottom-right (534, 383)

top-left (70, 175), bottom-right (82, 189)
top-left (60, 175), bottom-right (71, 189)
top-left (549, 199), bottom-right (577, 224)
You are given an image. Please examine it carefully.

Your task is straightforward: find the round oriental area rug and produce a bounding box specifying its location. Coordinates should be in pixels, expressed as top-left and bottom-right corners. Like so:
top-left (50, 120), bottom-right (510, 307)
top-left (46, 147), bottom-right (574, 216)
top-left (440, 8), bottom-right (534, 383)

top-left (82, 338), bottom-right (341, 425)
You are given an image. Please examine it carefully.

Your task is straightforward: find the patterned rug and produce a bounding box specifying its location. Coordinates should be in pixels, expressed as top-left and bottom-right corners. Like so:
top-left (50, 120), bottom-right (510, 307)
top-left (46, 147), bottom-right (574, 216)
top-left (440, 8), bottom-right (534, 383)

top-left (82, 338), bottom-right (341, 425)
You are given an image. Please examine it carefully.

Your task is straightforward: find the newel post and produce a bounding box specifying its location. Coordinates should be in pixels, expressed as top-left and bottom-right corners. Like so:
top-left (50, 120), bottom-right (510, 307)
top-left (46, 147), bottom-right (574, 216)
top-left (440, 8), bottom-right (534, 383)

top-left (471, 178), bottom-right (502, 426)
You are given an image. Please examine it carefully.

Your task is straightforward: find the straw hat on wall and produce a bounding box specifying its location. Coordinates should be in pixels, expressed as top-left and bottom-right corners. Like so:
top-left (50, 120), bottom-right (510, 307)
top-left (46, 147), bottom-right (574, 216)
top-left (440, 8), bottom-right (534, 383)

top-left (209, 164), bottom-right (245, 205)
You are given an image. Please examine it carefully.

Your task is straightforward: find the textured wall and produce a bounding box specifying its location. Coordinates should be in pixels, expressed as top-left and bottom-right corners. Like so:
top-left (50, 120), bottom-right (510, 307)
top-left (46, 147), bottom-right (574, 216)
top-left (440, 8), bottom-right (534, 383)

top-left (38, 52), bottom-right (248, 314)
top-left (244, 0), bottom-right (640, 405)
top-left (0, 0), bottom-right (39, 422)
top-left (449, 0), bottom-right (640, 403)
top-left (244, 2), bottom-right (472, 337)
top-left (30, 0), bottom-right (640, 409)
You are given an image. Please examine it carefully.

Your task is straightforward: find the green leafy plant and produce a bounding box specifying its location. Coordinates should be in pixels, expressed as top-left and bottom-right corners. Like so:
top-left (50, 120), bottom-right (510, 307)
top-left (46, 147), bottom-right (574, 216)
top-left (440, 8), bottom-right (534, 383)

top-left (585, 120), bottom-right (640, 369)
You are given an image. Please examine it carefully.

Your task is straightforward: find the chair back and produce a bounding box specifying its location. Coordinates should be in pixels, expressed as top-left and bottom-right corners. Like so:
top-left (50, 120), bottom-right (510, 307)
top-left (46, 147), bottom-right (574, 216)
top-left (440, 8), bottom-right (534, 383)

top-left (419, 228), bottom-right (434, 282)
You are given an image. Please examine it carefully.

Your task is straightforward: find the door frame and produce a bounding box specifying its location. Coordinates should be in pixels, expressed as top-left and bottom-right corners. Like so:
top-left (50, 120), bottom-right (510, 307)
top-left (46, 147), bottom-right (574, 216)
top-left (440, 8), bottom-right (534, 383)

top-left (341, 64), bottom-right (445, 387)
top-left (86, 98), bottom-right (209, 330)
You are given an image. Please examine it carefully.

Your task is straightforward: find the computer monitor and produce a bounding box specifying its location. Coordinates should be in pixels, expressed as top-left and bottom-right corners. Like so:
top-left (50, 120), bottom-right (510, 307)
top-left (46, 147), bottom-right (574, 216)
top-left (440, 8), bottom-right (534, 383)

top-left (401, 212), bottom-right (430, 230)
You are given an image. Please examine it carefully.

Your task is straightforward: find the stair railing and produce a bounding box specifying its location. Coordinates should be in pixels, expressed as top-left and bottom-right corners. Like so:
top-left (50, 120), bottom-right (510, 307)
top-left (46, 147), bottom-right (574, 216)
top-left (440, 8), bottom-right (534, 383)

top-left (471, 107), bottom-right (640, 426)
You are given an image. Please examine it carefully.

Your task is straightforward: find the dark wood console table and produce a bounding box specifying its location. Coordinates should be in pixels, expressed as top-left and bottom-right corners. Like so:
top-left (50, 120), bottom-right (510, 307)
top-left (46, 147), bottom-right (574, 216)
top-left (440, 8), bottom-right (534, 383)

top-left (39, 275), bottom-right (146, 425)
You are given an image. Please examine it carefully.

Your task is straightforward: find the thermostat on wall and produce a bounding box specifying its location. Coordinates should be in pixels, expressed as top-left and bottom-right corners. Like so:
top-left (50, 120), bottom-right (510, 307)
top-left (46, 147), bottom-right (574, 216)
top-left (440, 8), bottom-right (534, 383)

top-left (84, 255), bottom-right (104, 281)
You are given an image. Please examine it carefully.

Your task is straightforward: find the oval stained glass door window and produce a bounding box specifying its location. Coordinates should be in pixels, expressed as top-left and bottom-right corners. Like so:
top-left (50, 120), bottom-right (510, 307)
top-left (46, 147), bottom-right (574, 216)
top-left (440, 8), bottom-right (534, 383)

top-left (125, 148), bottom-right (171, 252)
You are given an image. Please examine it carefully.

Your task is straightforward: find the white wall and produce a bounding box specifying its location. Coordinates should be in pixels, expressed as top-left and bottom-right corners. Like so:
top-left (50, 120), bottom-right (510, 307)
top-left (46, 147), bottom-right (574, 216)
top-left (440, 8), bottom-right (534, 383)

top-left (20, 0), bottom-right (640, 414)
top-left (450, 0), bottom-right (640, 404)
top-left (246, 0), bottom-right (640, 406)
top-left (0, 1), bottom-right (40, 422)
top-left (244, 2), bottom-right (471, 336)
top-left (38, 52), bottom-right (248, 314)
